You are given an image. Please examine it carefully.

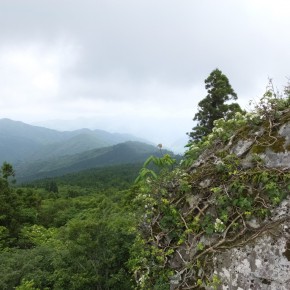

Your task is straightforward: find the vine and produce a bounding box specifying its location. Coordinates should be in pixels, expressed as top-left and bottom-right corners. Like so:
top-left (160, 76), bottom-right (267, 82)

top-left (129, 83), bottom-right (290, 289)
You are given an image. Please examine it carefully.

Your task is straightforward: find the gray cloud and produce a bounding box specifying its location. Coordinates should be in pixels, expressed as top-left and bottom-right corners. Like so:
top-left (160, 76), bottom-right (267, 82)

top-left (0, 0), bottom-right (290, 151)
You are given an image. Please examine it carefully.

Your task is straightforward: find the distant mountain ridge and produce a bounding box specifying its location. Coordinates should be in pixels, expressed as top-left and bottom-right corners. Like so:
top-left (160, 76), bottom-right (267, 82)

top-left (16, 141), bottom-right (172, 182)
top-left (0, 118), bottom-right (149, 164)
top-left (0, 118), bottom-right (176, 183)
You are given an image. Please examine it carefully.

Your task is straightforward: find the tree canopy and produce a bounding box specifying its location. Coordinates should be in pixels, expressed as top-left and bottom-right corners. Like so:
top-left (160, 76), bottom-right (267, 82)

top-left (189, 68), bottom-right (243, 142)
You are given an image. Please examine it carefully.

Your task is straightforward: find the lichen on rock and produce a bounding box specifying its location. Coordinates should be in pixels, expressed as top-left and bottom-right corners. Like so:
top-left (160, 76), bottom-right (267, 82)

top-left (214, 198), bottom-right (290, 290)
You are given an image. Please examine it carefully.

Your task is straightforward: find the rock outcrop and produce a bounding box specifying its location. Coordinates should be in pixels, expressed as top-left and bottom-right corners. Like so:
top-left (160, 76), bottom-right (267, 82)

top-left (209, 114), bottom-right (290, 290)
top-left (133, 107), bottom-right (290, 290)
top-left (213, 197), bottom-right (290, 290)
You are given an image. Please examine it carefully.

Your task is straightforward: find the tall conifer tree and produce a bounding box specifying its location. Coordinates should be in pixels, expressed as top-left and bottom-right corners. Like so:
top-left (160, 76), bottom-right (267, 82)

top-left (189, 68), bottom-right (243, 142)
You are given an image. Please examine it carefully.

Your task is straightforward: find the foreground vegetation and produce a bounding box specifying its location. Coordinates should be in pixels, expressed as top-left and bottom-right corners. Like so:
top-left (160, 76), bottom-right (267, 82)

top-left (129, 81), bottom-right (290, 289)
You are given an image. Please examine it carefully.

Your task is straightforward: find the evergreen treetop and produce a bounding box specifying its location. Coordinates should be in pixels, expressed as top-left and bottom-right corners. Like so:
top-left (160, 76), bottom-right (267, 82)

top-left (189, 68), bottom-right (243, 142)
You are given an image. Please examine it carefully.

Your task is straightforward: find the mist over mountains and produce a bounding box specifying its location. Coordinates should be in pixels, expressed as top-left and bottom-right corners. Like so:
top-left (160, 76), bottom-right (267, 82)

top-left (33, 117), bottom-right (188, 154)
top-left (0, 118), bottom-right (175, 182)
top-left (0, 118), bottom-right (149, 163)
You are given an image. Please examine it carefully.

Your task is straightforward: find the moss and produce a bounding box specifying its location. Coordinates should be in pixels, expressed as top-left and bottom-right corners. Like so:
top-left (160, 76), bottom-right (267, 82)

top-left (283, 241), bottom-right (290, 261)
top-left (270, 136), bottom-right (286, 153)
top-left (235, 109), bottom-right (290, 155)
top-left (251, 144), bottom-right (266, 154)
top-left (280, 109), bottom-right (290, 123)
top-left (231, 125), bottom-right (252, 144)
top-left (250, 129), bottom-right (286, 154)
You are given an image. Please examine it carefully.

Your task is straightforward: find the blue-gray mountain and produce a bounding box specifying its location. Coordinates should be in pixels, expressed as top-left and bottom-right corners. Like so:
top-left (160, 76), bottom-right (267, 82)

top-left (0, 119), bottom-right (175, 182)
top-left (0, 118), bottom-right (150, 164)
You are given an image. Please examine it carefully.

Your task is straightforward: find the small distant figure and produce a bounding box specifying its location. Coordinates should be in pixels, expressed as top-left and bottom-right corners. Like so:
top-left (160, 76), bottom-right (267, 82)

top-left (157, 144), bottom-right (162, 150)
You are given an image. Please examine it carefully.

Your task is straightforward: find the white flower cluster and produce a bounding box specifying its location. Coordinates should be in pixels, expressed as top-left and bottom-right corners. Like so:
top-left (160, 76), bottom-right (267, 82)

top-left (214, 218), bottom-right (225, 233)
top-left (245, 112), bottom-right (260, 121)
top-left (189, 144), bottom-right (200, 151)
top-left (212, 127), bottom-right (224, 134)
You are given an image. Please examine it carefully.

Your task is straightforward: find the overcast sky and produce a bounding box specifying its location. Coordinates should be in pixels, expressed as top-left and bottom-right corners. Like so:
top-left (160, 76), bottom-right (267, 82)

top-left (1, 0), bottom-right (290, 152)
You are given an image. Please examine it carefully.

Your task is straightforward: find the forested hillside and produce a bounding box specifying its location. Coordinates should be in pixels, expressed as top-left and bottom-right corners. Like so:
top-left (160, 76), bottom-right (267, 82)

top-left (15, 141), bottom-right (174, 182)
top-left (26, 163), bottom-right (142, 191)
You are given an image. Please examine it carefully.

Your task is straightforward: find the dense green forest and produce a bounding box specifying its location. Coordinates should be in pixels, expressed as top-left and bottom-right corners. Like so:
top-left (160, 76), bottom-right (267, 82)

top-left (0, 163), bottom-right (141, 289)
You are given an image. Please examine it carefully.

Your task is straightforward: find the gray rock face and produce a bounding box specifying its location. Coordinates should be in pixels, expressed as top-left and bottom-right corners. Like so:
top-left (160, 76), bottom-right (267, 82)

top-left (229, 121), bottom-right (290, 170)
top-left (211, 120), bottom-right (290, 288)
top-left (194, 117), bottom-right (290, 289)
top-left (231, 139), bottom-right (254, 157)
top-left (166, 111), bottom-right (290, 290)
top-left (214, 236), bottom-right (290, 290)
top-left (279, 121), bottom-right (290, 146)
top-left (260, 150), bottom-right (290, 169)
top-left (211, 198), bottom-right (290, 290)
